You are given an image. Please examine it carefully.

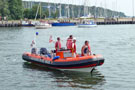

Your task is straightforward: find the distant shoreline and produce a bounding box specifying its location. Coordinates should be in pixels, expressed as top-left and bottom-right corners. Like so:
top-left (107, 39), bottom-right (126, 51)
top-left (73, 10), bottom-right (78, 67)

top-left (0, 17), bottom-right (135, 27)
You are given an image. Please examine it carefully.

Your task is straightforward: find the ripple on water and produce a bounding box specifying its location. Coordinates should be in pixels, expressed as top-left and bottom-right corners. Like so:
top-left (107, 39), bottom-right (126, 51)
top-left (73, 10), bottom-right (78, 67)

top-left (0, 26), bottom-right (135, 90)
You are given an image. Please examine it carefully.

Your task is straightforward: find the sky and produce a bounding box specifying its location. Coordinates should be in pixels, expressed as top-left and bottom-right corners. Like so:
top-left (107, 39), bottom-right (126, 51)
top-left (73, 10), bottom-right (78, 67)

top-left (23, 0), bottom-right (135, 16)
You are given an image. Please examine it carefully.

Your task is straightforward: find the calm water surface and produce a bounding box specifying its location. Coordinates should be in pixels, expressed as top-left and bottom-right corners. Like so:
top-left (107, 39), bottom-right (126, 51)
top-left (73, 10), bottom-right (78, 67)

top-left (0, 25), bottom-right (135, 90)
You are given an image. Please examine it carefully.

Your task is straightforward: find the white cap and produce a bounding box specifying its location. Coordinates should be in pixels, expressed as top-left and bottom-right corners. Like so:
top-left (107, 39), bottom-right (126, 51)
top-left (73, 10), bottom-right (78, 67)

top-left (73, 38), bottom-right (76, 40)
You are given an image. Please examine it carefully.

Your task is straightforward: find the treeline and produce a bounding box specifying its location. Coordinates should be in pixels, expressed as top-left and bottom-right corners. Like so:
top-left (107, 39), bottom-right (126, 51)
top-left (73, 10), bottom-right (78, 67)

top-left (23, 5), bottom-right (59, 19)
top-left (0, 0), bottom-right (23, 20)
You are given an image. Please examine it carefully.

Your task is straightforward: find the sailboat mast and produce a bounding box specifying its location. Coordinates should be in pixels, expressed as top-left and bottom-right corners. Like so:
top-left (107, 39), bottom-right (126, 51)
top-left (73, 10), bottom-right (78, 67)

top-left (71, 0), bottom-right (74, 18)
top-left (58, 0), bottom-right (62, 18)
top-left (48, 0), bottom-right (51, 18)
top-left (94, 0), bottom-right (97, 18)
top-left (40, 2), bottom-right (41, 19)
top-left (35, 2), bottom-right (40, 20)
top-left (83, 0), bottom-right (88, 16)
top-left (78, 1), bottom-right (81, 18)
top-left (132, 0), bottom-right (134, 18)
top-left (71, 6), bottom-right (74, 18)
top-left (115, 0), bottom-right (118, 17)
top-left (104, 0), bottom-right (107, 18)
top-left (83, 0), bottom-right (85, 16)
top-left (67, 0), bottom-right (70, 18)
top-left (59, 4), bottom-right (62, 18)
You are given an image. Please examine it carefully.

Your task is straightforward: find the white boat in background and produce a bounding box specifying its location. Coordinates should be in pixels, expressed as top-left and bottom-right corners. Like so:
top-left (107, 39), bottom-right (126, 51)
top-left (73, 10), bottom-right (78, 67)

top-left (78, 20), bottom-right (97, 28)
top-left (77, 0), bottom-right (97, 28)
top-left (22, 20), bottom-right (34, 26)
top-left (34, 2), bottom-right (52, 29)
top-left (35, 21), bottom-right (52, 29)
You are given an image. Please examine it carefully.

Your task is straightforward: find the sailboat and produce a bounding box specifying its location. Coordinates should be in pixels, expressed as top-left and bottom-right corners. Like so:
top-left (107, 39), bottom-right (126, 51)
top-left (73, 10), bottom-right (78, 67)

top-left (78, 0), bottom-right (97, 28)
top-left (35, 2), bottom-right (52, 29)
top-left (51, 2), bottom-right (76, 26)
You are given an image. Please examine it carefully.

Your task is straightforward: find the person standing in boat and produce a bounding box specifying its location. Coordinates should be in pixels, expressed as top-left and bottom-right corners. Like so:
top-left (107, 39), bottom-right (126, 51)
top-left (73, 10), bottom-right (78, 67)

top-left (55, 37), bottom-right (61, 52)
top-left (71, 38), bottom-right (77, 57)
top-left (66, 35), bottom-right (73, 50)
top-left (81, 41), bottom-right (92, 56)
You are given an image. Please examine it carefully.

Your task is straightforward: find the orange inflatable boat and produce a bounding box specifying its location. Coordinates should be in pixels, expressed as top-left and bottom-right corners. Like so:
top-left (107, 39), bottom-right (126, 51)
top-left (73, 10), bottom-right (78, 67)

top-left (22, 48), bottom-right (105, 72)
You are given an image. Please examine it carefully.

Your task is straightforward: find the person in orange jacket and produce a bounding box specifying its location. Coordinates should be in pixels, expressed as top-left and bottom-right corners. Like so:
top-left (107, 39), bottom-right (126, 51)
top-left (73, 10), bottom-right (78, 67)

top-left (81, 40), bottom-right (92, 56)
top-left (55, 37), bottom-right (61, 52)
top-left (66, 35), bottom-right (73, 50)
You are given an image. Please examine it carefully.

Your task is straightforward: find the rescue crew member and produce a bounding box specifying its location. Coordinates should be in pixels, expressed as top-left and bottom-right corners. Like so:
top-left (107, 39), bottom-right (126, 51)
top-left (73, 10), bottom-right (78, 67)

top-left (66, 35), bottom-right (73, 50)
top-left (55, 37), bottom-right (61, 52)
top-left (71, 38), bottom-right (76, 57)
top-left (81, 40), bottom-right (92, 56)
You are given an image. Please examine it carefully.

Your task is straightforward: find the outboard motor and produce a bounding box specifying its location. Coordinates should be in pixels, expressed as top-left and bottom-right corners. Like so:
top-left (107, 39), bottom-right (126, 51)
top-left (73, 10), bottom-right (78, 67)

top-left (40, 48), bottom-right (48, 55)
top-left (31, 48), bottom-right (37, 54)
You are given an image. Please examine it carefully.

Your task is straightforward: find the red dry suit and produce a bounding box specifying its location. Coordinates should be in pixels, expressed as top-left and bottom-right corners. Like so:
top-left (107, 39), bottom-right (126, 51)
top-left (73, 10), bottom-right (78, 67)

top-left (55, 41), bottom-right (61, 51)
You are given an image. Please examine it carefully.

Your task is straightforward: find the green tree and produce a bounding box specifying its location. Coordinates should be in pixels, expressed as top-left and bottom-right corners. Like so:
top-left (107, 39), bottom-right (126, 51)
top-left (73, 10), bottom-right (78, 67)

top-left (31, 5), bottom-right (40, 19)
top-left (23, 8), bottom-right (30, 19)
top-left (8, 0), bottom-right (23, 20)
top-left (0, 0), bottom-right (4, 16)
top-left (23, 5), bottom-right (40, 19)
top-left (0, 0), bottom-right (10, 19)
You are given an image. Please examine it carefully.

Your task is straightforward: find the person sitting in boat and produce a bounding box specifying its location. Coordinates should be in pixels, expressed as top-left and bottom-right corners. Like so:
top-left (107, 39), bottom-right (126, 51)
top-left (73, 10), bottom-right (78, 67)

top-left (55, 37), bottom-right (61, 52)
top-left (71, 38), bottom-right (77, 57)
top-left (66, 35), bottom-right (73, 50)
top-left (81, 40), bottom-right (92, 56)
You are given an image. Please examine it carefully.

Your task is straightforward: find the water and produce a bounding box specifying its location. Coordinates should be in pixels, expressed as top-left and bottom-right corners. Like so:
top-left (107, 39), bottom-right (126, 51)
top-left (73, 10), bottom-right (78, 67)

top-left (0, 25), bottom-right (135, 90)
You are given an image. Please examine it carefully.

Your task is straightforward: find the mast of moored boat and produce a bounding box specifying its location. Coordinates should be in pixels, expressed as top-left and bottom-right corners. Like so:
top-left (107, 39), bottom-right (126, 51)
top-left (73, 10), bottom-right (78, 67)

top-left (71, 0), bottom-right (74, 18)
top-left (132, 0), bottom-right (134, 22)
top-left (83, 0), bottom-right (89, 17)
top-left (40, 2), bottom-right (42, 19)
top-left (48, 0), bottom-right (51, 18)
top-left (94, 0), bottom-right (97, 18)
top-left (83, 0), bottom-right (85, 16)
top-left (104, 0), bottom-right (107, 18)
top-left (35, 2), bottom-right (41, 20)
top-left (58, 0), bottom-right (62, 18)
top-left (67, 0), bottom-right (70, 18)
top-left (77, 0), bottom-right (81, 18)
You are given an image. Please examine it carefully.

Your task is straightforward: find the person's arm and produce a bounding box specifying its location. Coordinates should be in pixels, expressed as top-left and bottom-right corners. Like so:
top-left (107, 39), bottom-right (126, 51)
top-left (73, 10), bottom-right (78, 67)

top-left (88, 45), bottom-right (92, 55)
top-left (81, 46), bottom-right (85, 55)
top-left (55, 42), bottom-right (58, 50)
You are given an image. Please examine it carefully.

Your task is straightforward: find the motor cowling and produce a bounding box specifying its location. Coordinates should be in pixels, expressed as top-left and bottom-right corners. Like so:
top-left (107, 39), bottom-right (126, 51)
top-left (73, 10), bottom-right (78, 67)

top-left (40, 48), bottom-right (48, 55)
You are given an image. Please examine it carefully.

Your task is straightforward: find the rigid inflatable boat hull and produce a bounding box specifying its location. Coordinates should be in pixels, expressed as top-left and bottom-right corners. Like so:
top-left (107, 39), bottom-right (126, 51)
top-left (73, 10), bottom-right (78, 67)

top-left (22, 53), bottom-right (104, 72)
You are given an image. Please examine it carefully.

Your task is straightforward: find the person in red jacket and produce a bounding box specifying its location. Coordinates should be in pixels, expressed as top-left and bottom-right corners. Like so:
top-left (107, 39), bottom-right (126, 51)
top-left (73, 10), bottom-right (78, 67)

top-left (66, 35), bottom-right (73, 50)
top-left (55, 37), bottom-right (61, 52)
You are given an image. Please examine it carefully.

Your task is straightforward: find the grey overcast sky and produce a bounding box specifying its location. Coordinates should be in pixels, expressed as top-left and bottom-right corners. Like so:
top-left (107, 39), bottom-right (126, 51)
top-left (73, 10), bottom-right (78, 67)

top-left (23, 0), bottom-right (135, 16)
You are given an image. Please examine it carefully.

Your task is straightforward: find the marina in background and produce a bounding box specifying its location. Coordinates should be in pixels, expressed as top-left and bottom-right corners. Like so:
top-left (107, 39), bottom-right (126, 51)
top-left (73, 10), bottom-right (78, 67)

top-left (0, 18), bottom-right (135, 27)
